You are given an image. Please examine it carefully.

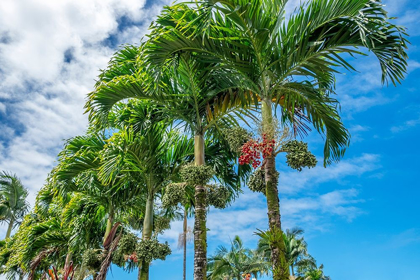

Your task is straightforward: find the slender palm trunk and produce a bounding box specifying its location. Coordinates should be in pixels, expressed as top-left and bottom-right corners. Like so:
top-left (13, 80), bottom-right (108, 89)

top-left (103, 204), bottom-right (114, 243)
top-left (5, 217), bottom-right (14, 238)
top-left (193, 134), bottom-right (207, 280)
top-left (261, 99), bottom-right (289, 280)
top-left (139, 193), bottom-right (154, 280)
top-left (183, 208), bottom-right (188, 280)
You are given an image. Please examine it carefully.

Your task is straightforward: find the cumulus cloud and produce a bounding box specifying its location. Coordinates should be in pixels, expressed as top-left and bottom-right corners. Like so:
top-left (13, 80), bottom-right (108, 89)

top-left (0, 0), bottom-right (171, 213)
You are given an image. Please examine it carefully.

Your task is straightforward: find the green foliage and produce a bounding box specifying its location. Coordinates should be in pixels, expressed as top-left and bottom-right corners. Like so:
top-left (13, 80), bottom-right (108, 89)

top-left (207, 185), bottom-right (230, 209)
top-left (180, 164), bottom-right (214, 186)
top-left (135, 239), bottom-right (171, 264)
top-left (222, 127), bottom-right (252, 153)
top-left (0, 171), bottom-right (29, 236)
top-left (161, 183), bottom-right (187, 208)
top-left (283, 141), bottom-right (317, 171)
top-left (113, 232), bottom-right (138, 267)
top-left (154, 216), bottom-right (171, 235)
top-left (82, 249), bottom-right (102, 270)
top-left (248, 168), bottom-right (279, 194)
top-left (248, 168), bottom-right (265, 194)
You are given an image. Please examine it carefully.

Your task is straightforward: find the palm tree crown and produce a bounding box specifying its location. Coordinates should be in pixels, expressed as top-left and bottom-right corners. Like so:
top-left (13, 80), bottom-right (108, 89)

top-left (0, 171), bottom-right (29, 239)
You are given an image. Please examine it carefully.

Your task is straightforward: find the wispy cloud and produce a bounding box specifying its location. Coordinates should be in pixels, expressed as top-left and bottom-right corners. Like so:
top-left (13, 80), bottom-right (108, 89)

top-left (161, 153), bottom-right (378, 247)
top-left (391, 115), bottom-right (420, 133)
top-left (387, 229), bottom-right (420, 249)
top-left (278, 153), bottom-right (381, 194)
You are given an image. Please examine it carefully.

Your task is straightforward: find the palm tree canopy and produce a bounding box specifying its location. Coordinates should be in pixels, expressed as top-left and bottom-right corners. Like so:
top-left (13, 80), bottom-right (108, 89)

top-left (0, 171), bottom-right (29, 226)
top-left (208, 235), bottom-right (269, 280)
top-left (145, 0), bottom-right (409, 165)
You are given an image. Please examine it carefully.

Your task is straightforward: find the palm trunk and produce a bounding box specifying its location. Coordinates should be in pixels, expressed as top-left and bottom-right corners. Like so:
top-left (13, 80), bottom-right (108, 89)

top-left (261, 99), bottom-right (289, 280)
top-left (103, 204), bottom-right (114, 243)
top-left (6, 217), bottom-right (14, 238)
top-left (193, 134), bottom-right (207, 280)
top-left (183, 208), bottom-right (188, 280)
top-left (139, 193), bottom-right (154, 280)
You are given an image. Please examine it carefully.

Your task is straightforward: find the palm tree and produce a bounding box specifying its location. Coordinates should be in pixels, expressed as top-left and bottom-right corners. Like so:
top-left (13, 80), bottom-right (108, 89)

top-left (207, 236), bottom-right (268, 280)
top-left (257, 228), bottom-right (315, 277)
top-left (178, 205), bottom-right (194, 280)
top-left (53, 132), bottom-right (140, 244)
top-left (0, 171), bottom-right (29, 238)
top-left (300, 264), bottom-right (330, 280)
top-left (85, 43), bottom-right (251, 280)
top-left (146, 1), bottom-right (409, 278)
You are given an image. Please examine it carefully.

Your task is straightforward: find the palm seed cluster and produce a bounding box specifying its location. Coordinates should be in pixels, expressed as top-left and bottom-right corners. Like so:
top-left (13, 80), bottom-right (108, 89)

top-left (282, 140), bottom-right (318, 171)
top-left (180, 164), bottom-right (215, 186)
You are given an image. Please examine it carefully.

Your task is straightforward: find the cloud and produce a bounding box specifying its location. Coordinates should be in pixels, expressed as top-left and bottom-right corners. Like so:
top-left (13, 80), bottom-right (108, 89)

top-left (391, 115), bottom-right (420, 133)
top-left (0, 0), bottom-right (171, 211)
top-left (0, 103), bottom-right (5, 114)
top-left (387, 229), bottom-right (420, 249)
top-left (278, 153), bottom-right (381, 194)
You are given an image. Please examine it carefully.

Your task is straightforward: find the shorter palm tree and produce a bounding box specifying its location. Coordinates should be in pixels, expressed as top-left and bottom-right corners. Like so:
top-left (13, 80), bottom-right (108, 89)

top-left (299, 264), bottom-right (330, 280)
top-left (0, 171), bottom-right (29, 238)
top-left (257, 228), bottom-right (316, 277)
top-left (208, 236), bottom-right (269, 280)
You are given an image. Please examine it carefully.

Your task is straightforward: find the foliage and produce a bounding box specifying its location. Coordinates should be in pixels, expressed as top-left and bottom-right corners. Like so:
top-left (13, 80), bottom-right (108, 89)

top-left (82, 249), bottom-right (102, 270)
top-left (207, 235), bottom-right (269, 280)
top-left (207, 185), bottom-right (230, 209)
top-left (222, 127), bottom-right (252, 154)
top-left (248, 168), bottom-right (264, 194)
top-left (154, 216), bottom-right (171, 235)
top-left (161, 183), bottom-right (187, 208)
top-left (180, 164), bottom-right (215, 186)
top-left (282, 141), bottom-right (317, 171)
top-left (113, 232), bottom-right (139, 267)
top-left (135, 239), bottom-right (171, 264)
top-left (0, 171), bottom-right (29, 237)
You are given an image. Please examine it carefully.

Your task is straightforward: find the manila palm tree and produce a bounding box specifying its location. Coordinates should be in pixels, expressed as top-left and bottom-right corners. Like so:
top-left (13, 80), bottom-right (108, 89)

top-left (207, 235), bottom-right (268, 280)
top-left (178, 204), bottom-right (194, 280)
top-left (146, 1), bottom-right (409, 278)
top-left (257, 228), bottom-right (315, 277)
top-left (0, 171), bottom-right (29, 239)
top-left (86, 42), bottom-right (251, 280)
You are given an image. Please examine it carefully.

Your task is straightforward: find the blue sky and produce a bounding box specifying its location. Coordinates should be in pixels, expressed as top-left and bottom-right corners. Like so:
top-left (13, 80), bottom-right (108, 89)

top-left (0, 0), bottom-right (419, 280)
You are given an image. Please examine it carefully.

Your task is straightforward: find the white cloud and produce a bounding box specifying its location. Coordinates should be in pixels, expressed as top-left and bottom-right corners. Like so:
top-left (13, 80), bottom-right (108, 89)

top-left (278, 153), bottom-right (381, 194)
top-left (0, 103), bottom-right (5, 114)
top-left (387, 228), bottom-right (420, 248)
top-left (391, 115), bottom-right (420, 133)
top-left (0, 0), bottom-right (171, 215)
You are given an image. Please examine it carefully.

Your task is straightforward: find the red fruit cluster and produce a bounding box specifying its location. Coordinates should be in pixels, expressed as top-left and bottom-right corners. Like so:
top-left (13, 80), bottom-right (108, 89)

top-left (127, 252), bottom-right (138, 263)
top-left (239, 134), bottom-right (275, 168)
top-left (261, 134), bottom-right (275, 159)
top-left (239, 139), bottom-right (261, 168)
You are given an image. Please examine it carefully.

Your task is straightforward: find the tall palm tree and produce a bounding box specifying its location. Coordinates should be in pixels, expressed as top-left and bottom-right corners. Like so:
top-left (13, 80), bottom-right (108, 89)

top-left (100, 118), bottom-right (189, 280)
top-left (178, 205), bottom-right (194, 280)
top-left (0, 171), bottom-right (29, 238)
top-left (146, 1), bottom-right (409, 278)
top-left (207, 236), bottom-right (268, 280)
top-left (53, 132), bottom-right (140, 243)
top-left (86, 43), bottom-right (251, 280)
